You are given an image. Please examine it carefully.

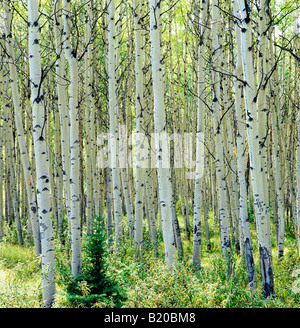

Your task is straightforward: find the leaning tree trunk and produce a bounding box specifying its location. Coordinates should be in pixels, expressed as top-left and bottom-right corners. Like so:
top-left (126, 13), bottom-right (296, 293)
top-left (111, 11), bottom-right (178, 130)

top-left (27, 0), bottom-right (56, 307)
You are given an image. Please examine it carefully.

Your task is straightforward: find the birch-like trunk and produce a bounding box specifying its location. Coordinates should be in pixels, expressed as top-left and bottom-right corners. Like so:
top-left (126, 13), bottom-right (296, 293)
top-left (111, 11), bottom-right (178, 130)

top-left (133, 0), bottom-right (146, 259)
top-left (27, 0), bottom-right (56, 307)
top-left (211, 0), bottom-right (232, 275)
top-left (53, 0), bottom-right (70, 225)
top-left (107, 0), bottom-right (123, 249)
top-left (193, 0), bottom-right (208, 271)
top-left (63, 0), bottom-right (81, 276)
top-left (232, 0), bottom-right (257, 292)
top-left (84, 0), bottom-right (94, 233)
top-left (149, 0), bottom-right (176, 268)
top-left (238, 0), bottom-right (275, 298)
top-left (3, 0), bottom-right (41, 256)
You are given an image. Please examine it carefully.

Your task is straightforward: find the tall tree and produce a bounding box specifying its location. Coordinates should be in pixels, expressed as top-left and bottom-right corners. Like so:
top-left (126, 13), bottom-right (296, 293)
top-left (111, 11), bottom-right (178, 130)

top-left (149, 0), bottom-right (176, 268)
top-left (63, 0), bottom-right (82, 276)
top-left (192, 0), bottom-right (208, 271)
top-left (211, 0), bottom-right (232, 276)
top-left (238, 0), bottom-right (275, 298)
top-left (27, 0), bottom-right (56, 307)
top-left (3, 0), bottom-right (41, 256)
top-left (107, 0), bottom-right (123, 249)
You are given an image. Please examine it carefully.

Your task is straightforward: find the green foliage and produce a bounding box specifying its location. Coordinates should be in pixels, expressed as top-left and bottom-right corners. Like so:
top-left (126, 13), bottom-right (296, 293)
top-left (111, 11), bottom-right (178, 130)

top-left (1, 213), bottom-right (300, 308)
top-left (0, 244), bottom-right (42, 307)
top-left (62, 217), bottom-right (127, 308)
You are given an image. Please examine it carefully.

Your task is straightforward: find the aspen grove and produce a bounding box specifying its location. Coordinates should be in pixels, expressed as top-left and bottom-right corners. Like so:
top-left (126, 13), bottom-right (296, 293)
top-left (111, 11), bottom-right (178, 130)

top-left (0, 0), bottom-right (300, 308)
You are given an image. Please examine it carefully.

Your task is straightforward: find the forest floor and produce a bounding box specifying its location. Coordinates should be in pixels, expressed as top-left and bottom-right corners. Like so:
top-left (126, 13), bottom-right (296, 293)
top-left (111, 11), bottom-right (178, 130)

top-left (1, 211), bottom-right (300, 308)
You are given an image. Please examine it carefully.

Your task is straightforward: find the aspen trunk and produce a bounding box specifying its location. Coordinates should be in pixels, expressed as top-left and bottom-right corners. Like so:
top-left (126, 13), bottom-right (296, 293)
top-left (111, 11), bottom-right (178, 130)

top-left (107, 0), bottom-right (123, 249)
top-left (133, 0), bottom-right (146, 259)
top-left (27, 0), bottom-right (56, 307)
top-left (150, 0), bottom-right (176, 268)
top-left (63, 0), bottom-right (81, 276)
top-left (193, 0), bottom-right (208, 271)
top-left (238, 0), bottom-right (275, 298)
top-left (53, 0), bottom-right (70, 225)
top-left (3, 0), bottom-right (41, 255)
top-left (211, 0), bottom-right (232, 276)
top-left (232, 0), bottom-right (257, 292)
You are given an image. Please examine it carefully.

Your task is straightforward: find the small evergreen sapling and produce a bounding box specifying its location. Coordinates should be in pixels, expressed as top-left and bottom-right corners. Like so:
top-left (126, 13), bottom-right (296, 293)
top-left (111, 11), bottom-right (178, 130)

top-left (66, 217), bottom-right (126, 307)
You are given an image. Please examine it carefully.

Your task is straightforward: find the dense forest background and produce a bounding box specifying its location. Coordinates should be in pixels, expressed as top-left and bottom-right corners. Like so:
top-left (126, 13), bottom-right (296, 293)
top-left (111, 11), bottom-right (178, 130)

top-left (0, 0), bottom-right (300, 308)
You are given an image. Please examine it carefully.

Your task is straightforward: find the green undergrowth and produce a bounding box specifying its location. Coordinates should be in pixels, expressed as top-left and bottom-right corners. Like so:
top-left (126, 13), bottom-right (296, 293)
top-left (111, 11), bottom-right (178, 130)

top-left (0, 212), bottom-right (300, 308)
top-left (0, 243), bottom-right (42, 307)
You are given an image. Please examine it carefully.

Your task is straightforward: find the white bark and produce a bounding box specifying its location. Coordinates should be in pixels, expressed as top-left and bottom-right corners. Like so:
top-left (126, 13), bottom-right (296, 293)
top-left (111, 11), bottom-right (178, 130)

top-left (232, 0), bottom-right (257, 292)
top-left (63, 0), bottom-right (81, 276)
top-left (107, 0), bottom-right (123, 248)
top-left (27, 0), bottom-right (56, 307)
top-left (53, 0), bottom-right (71, 224)
top-left (294, 8), bottom-right (300, 256)
top-left (193, 0), bottom-right (208, 271)
top-left (211, 0), bottom-right (232, 274)
top-left (238, 0), bottom-right (274, 297)
top-left (3, 0), bottom-right (41, 255)
top-left (150, 0), bottom-right (176, 268)
top-left (84, 0), bottom-right (94, 233)
top-left (133, 0), bottom-right (146, 257)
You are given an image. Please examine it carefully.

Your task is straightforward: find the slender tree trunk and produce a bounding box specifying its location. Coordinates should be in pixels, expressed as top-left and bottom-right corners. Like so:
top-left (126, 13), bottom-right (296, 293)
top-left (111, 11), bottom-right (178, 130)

top-left (107, 0), bottom-right (123, 249)
top-left (27, 0), bottom-right (56, 307)
top-left (3, 0), bottom-right (41, 255)
top-left (193, 0), bottom-right (208, 271)
top-left (133, 0), bottom-right (146, 260)
top-left (211, 0), bottom-right (232, 276)
top-left (149, 0), bottom-right (176, 268)
top-left (63, 0), bottom-right (81, 276)
top-left (232, 0), bottom-right (257, 292)
top-left (238, 0), bottom-right (275, 298)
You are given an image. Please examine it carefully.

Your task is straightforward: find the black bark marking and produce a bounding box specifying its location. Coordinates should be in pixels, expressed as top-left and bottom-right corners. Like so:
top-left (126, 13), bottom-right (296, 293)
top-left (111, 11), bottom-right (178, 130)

top-left (259, 245), bottom-right (275, 298)
top-left (244, 238), bottom-right (255, 285)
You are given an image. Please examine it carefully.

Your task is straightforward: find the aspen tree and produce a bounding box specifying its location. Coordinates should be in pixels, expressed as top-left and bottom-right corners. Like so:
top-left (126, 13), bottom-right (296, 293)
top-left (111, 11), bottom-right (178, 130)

top-left (3, 0), bottom-right (41, 255)
top-left (7, 113), bottom-right (23, 246)
top-left (193, 0), bottom-right (208, 271)
top-left (268, 35), bottom-right (285, 258)
top-left (63, 0), bottom-right (81, 276)
top-left (133, 0), bottom-right (147, 258)
top-left (167, 4), bottom-right (184, 258)
top-left (117, 3), bottom-right (134, 241)
top-left (107, 0), bottom-right (123, 249)
top-left (238, 0), bottom-right (274, 297)
top-left (84, 0), bottom-right (94, 233)
top-left (232, 0), bottom-right (257, 292)
top-left (149, 0), bottom-right (176, 268)
top-left (211, 0), bottom-right (232, 275)
top-left (53, 0), bottom-right (70, 224)
top-left (27, 0), bottom-right (56, 307)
